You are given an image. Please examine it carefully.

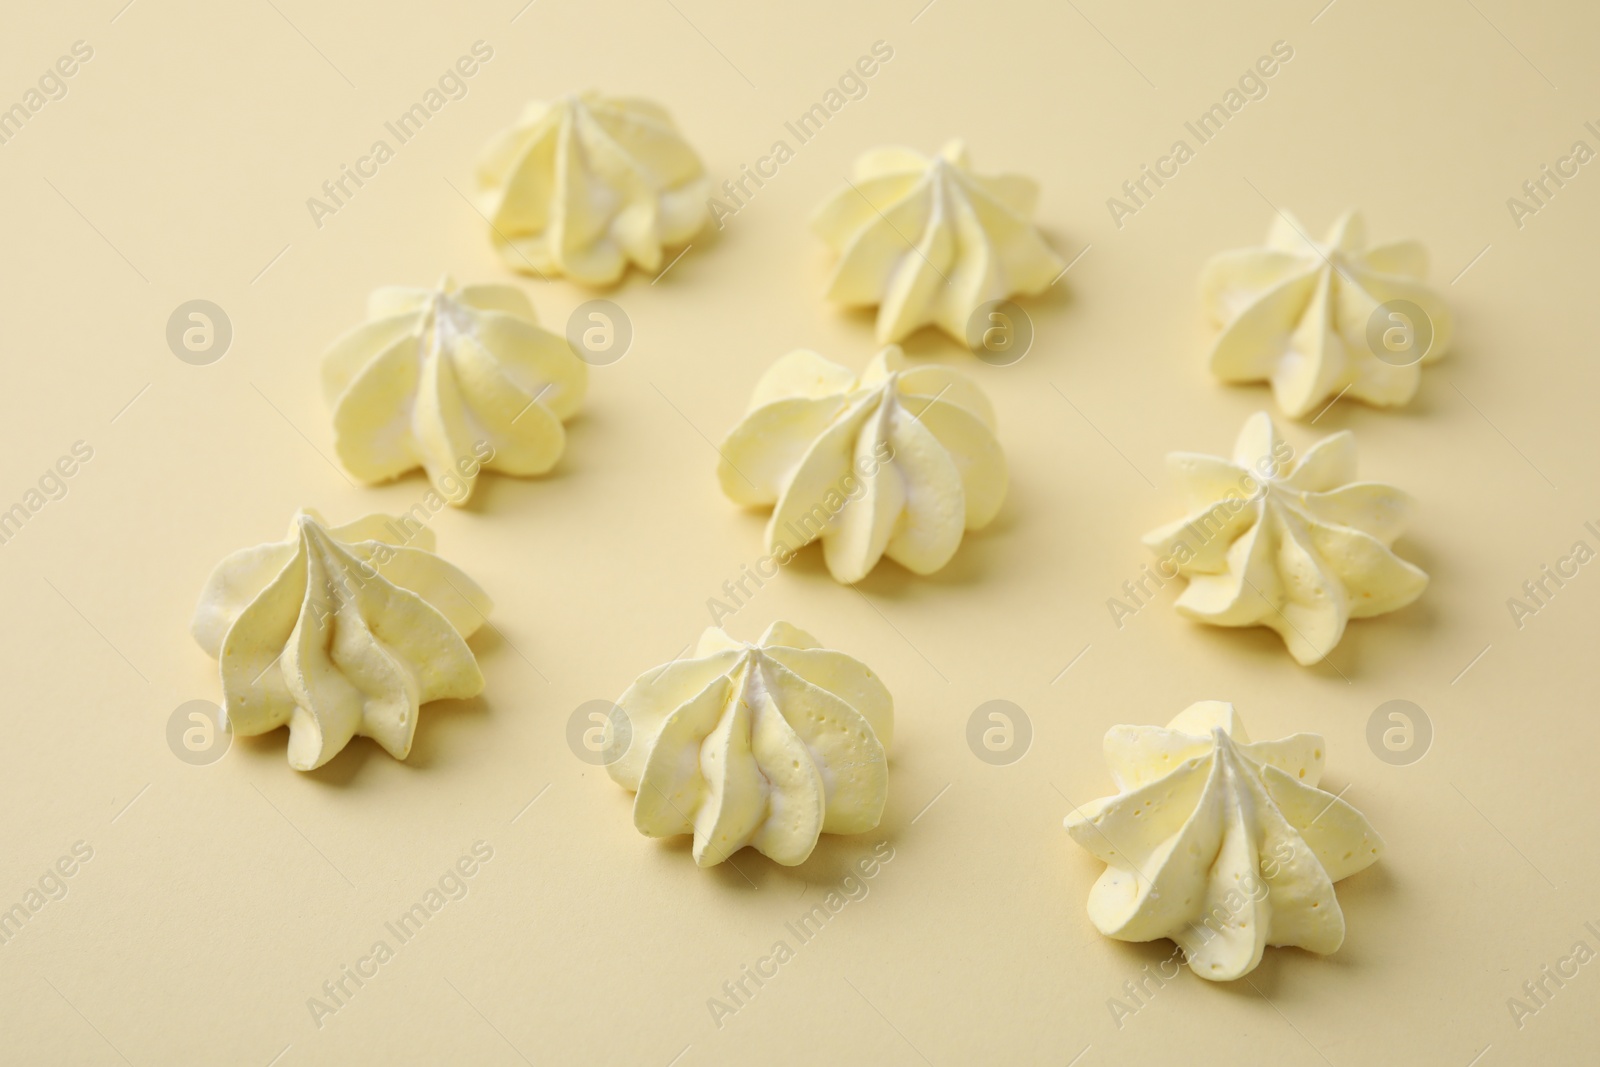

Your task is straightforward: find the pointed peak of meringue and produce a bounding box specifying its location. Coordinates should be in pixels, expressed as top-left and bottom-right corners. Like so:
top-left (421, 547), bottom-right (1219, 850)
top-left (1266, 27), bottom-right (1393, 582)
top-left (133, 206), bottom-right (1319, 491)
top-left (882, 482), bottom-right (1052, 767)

top-left (859, 345), bottom-right (907, 389)
top-left (191, 511), bottom-right (490, 770)
top-left (1166, 699), bottom-right (1248, 741)
top-left (322, 278), bottom-right (587, 505)
top-left (1066, 702), bottom-right (1382, 980)
top-left (1146, 414), bottom-right (1427, 664)
top-left (609, 624), bottom-right (892, 867)
top-left (718, 347), bottom-right (1006, 582)
top-left (934, 138), bottom-right (970, 168)
top-left (815, 141), bottom-right (1063, 346)
top-left (1204, 208), bottom-right (1450, 416)
top-left (477, 91), bottom-right (708, 285)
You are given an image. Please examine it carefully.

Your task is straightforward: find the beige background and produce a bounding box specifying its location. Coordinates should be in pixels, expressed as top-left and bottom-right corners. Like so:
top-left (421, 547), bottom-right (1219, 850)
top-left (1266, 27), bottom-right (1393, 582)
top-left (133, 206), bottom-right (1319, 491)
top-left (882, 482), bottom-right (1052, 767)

top-left (1, 0), bottom-right (1596, 1063)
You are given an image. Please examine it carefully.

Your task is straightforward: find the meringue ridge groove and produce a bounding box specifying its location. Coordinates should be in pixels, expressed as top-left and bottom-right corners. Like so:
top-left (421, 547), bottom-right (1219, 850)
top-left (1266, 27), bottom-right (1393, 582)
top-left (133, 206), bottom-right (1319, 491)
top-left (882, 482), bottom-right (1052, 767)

top-left (718, 345), bottom-right (1007, 583)
top-left (813, 140), bottom-right (1064, 346)
top-left (605, 622), bottom-right (893, 867)
top-left (1064, 701), bottom-right (1383, 981)
top-left (477, 91), bottom-right (710, 285)
top-left (191, 509), bottom-right (492, 771)
top-left (1143, 412), bottom-right (1427, 665)
top-left (1201, 209), bottom-right (1452, 417)
top-left (322, 275), bottom-right (587, 505)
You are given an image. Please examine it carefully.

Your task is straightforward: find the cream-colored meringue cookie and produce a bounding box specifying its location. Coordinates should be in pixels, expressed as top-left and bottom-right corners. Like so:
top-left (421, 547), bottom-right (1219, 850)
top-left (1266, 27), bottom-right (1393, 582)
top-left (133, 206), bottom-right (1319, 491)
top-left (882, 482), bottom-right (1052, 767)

top-left (605, 622), bottom-right (892, 868)
top-left (1144, 413), bottom-right (1427, 664)
top-left (1065, 701), bottom-right (1383, 982)
top-left (718, 345), bottom-right (1006, 583)
top-left (191, 509), bottom-right (492, 771)
top-left (476, 91), bottom-right (709, 285)
top-left (321, 275), bottom-right (586, 504)
top-left (1201, 209), bottom-right (1452, 418)
top-left (813, 140), bottom-right (1064, 346)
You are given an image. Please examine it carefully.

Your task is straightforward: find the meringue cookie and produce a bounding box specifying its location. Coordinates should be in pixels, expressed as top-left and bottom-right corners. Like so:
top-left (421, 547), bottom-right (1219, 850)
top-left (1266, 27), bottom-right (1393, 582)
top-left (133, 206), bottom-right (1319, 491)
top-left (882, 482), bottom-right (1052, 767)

top-left (1144, 412), bottom-right (1427, 665)
top-left (812, 139), bottom-right (1064, 346)
top-left (606, 622), bottom-right (892, 867)
top-left (476, 91), bottom-right (709, 285)
top-left (191, 509), bottom-right (492, 771)
top-left (1201, 209), bottom-right (1452, 418)
top-left (321, 275), bottom-right (586, 504)
top-left (718, 345), bottom-right (1006, 583)
top-left (1064, 701), bottom-right (1383, 981)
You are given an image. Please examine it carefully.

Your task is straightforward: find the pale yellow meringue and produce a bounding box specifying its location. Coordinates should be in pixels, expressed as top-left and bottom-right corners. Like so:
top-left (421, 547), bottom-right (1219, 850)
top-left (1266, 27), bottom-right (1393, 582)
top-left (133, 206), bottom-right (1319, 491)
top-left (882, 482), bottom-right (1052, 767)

top-left (321, 276), bottom-right (586, 504)
top-left (191, 510), bottom-right (491, 771)
top-left (1144, 412), bottom-right (1427, 665)
top-left (718, 345), bottom-right (1006, 583)
top-left (606, 622), bottom-right (892, 867)
top-left (477, 91), bottom-right (709, 285)
top-left (812, 139), bottom-right (1063, 346)
top-left (1201, 210), bottom-right (1452, 418)
top-left (1065, 701), bottom-right (1383, 981)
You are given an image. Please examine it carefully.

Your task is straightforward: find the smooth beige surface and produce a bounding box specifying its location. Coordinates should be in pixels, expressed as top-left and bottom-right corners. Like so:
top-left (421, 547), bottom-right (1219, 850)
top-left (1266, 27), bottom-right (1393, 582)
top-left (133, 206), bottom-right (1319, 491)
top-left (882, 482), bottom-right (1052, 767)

top-left (2, 1), bottom-right (1597, 1063)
